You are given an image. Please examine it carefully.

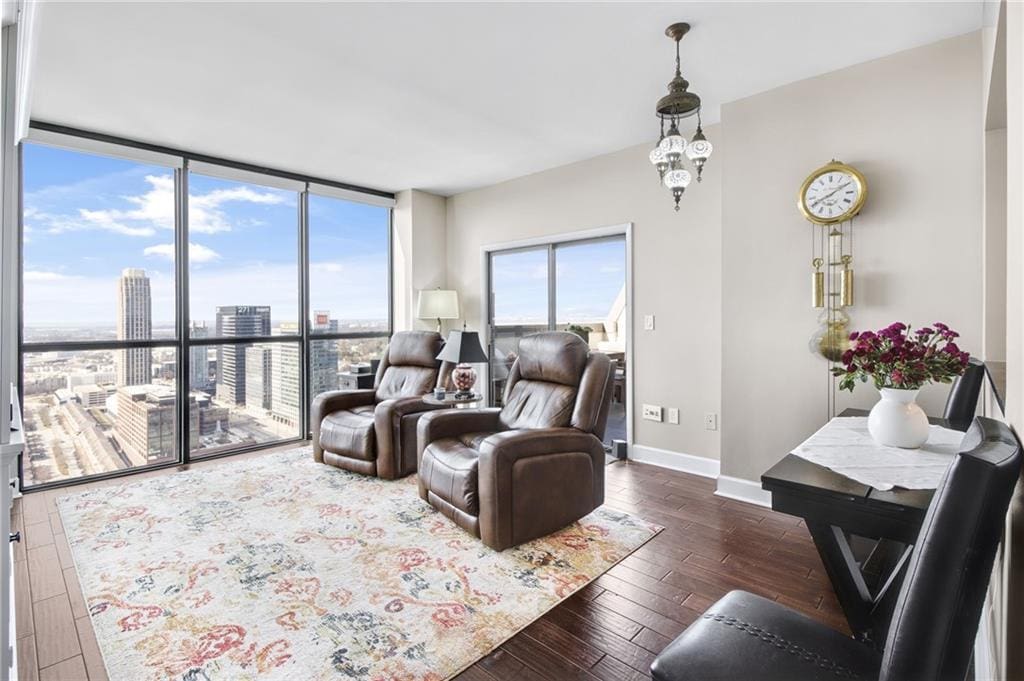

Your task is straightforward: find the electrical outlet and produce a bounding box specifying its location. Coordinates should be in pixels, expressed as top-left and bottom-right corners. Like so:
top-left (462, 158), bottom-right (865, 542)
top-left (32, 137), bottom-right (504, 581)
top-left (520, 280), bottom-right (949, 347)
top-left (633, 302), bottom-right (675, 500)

top-left (667, 407), bottom-right (680, 425)
top-left (642, 404), bottom-right (663, 422)
top-left (644, 314), bottom-right (655, 331)
top-left (704, 413), bottom-right (718, 431)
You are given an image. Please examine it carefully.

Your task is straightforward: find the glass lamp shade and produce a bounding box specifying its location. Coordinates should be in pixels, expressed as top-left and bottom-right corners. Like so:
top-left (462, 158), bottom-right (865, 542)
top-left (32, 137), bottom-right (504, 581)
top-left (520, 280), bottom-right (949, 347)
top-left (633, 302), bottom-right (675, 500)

top-left (685, 128), bottom-right (712, 183)
top-left (658, 129), bottom-right (687, 163)
top-left (649, 146), bottom-right (669, 176)
top-left (685, 138), bottom-right (713, 162)
top-left (663, 168), bottom-right (692, 190)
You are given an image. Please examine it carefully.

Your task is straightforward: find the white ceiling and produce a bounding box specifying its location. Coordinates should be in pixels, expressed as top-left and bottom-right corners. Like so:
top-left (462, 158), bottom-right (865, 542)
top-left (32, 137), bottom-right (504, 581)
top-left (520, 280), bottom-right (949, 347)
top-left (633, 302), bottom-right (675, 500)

top-left (31, 1), bottom-right (985, 196)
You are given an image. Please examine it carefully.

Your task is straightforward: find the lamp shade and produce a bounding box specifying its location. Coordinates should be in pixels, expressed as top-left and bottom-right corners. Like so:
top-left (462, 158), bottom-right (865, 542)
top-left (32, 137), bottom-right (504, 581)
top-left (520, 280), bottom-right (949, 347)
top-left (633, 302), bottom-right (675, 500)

top-left (437, 329), bottom-right (488, 364)
top-left (416, 289), bottom-right (460, 321)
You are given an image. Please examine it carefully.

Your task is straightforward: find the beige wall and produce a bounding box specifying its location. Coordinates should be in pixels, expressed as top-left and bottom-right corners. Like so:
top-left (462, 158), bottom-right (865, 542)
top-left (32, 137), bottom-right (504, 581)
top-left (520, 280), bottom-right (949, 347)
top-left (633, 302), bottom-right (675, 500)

top-left (393, 189), bottom-right (448, 332)
top-left (446, 134), bottom-right (723, 460)
top-left (720, 32), bottom-right (983, 481)
top-left (441, 32), bottom-right (984, 483)
top-left (985, 128), bottom-right (1008, 361)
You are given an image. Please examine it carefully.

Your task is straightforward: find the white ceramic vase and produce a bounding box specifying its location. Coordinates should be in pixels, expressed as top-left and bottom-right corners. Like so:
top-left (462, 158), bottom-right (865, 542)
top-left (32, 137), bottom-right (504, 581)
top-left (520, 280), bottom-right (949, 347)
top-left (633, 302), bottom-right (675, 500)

top-left (867, 388), bottom-right (930, 449)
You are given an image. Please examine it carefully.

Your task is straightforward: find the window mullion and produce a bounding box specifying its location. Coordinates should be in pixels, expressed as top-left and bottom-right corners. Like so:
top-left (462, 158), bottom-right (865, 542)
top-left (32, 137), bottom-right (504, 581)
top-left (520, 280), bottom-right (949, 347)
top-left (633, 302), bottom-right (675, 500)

top-left (299, 188), bottom-right (310, 439)
top-left (177, 161), bottom-right (190, 464)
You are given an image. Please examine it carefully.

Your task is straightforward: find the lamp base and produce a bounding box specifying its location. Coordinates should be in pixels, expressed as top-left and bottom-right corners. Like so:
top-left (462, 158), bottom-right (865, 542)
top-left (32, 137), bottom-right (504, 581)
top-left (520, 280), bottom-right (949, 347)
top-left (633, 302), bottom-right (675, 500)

top-left (451, 363), bottom-right (477, 396)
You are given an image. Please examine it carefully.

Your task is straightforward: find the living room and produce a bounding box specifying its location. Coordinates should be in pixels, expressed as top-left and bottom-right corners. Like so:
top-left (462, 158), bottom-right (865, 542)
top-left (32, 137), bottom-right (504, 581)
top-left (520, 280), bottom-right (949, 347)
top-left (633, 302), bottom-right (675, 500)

top-left (0, 1), bottom-right (1021, 680)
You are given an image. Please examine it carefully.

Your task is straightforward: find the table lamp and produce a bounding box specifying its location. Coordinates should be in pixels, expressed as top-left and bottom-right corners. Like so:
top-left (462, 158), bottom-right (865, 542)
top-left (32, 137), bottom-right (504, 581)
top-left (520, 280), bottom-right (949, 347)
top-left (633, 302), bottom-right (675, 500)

top-left (437, 325), bottom-right (489, 398)
top-left (416, 289), bottom-right (460, 333)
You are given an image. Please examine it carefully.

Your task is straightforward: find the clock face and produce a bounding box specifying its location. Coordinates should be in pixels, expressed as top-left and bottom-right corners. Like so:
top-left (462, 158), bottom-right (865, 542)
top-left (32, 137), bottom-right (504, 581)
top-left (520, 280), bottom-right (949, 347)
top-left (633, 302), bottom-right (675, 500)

top-left (800, 165), bottom-right (866, 224)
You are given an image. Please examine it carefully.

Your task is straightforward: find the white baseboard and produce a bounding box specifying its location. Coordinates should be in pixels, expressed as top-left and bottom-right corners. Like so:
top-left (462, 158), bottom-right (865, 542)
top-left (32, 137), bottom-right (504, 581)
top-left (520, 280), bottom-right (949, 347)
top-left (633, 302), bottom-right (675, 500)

top-left (629, 444), bottom-right (720, 479)
top-left (628, 445), bottom-right (772, 509)
top-left (715, 475), bottom-right (773, 508)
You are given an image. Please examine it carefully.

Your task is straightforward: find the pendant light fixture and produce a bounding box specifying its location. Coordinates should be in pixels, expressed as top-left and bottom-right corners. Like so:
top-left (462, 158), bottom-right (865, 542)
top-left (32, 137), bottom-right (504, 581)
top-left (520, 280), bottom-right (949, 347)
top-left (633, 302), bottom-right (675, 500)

top-left (649, 22), bottom-right (713, 211)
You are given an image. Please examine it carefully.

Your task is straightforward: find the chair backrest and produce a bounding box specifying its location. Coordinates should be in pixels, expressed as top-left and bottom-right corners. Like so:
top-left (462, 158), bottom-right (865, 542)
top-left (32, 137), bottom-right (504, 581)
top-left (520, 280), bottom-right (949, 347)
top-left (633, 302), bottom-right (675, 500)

top-left (500, 331), bottom-right (613, 436)
top-left (881, 417), bottom-right (1022, 681)
top-left (943, 357), bottom-right (986, 432)
top-left (374, 331), bottom-right (446, 400)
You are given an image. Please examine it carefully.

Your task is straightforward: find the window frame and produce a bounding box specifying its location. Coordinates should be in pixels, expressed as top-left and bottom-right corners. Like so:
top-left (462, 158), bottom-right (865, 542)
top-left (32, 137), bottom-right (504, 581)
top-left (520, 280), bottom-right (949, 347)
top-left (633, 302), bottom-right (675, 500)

top-left (17, 123), bottom-right (395, 491)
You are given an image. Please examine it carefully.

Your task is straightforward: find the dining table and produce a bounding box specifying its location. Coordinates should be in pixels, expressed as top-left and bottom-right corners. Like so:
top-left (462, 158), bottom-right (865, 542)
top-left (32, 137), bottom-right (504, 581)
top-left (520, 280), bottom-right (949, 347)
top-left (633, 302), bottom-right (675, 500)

top-left (760, 407), bottom-right (955, 647)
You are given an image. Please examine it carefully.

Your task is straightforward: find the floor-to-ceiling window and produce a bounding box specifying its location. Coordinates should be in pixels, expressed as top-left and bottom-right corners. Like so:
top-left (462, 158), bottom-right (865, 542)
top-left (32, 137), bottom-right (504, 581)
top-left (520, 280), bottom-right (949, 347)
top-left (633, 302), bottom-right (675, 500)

top-left (20, 144), bottom-right (182, 486)
top-left (487, 234), bottom-right (628, 446)
top-left (187, 167), bottom-right (303, 458)
top-left (306, 189), bottom-right (392, 413)
top-left (18, 128), bottom-right (393, 490)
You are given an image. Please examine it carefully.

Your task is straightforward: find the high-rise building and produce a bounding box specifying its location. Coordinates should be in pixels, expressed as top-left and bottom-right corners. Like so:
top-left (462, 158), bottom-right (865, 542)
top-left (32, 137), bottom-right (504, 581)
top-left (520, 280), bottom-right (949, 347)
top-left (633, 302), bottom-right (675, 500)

top-left (214, 306), bottom-right (271, 404)
top-left (190, 321), bottom-right (211, 390)
top-left (116, 268), bottom-right (152, 386)
top-left (245, 345), bottom-right (273, 413)
top-left (270, 323), bottom-right (300, 428)
top-left (113, 385), bottom-right (198, 466)
top-left (311, 310), bottom-right (339, 397)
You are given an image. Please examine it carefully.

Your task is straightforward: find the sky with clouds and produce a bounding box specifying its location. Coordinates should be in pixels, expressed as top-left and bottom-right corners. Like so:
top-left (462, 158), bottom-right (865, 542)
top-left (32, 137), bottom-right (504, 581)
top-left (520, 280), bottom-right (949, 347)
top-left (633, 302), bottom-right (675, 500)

top-left (492, 238), bottom-right (625, 325)
top-left (22, 143), bottom-right (389, 335)
top-left (22, 142), bottom-right (620, 337)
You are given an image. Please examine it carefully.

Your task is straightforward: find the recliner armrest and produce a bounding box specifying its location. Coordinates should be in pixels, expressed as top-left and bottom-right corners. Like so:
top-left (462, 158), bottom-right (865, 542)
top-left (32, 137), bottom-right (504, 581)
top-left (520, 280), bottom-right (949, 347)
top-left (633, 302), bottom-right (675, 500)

top-left (376, 395), bottom-right (448, 420)
top-left (478, 427), bottom-right (602, 464)
top-left (311, 389), bottom-right (377, 462)
top-left (478, 427), bottom-right (605, 504)
top-left (417, 408), bottom-right (503, 454)
top-left (477, 427), bottom-right (606, 550)
top-left (373, 396), bottom-right (451, 479)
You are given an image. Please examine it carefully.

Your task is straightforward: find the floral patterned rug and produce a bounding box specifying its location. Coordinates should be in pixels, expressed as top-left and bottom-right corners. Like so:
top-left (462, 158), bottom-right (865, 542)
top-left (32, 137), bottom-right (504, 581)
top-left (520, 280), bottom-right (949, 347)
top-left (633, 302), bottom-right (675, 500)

top-left (58, 447), bottom-right (661, 680)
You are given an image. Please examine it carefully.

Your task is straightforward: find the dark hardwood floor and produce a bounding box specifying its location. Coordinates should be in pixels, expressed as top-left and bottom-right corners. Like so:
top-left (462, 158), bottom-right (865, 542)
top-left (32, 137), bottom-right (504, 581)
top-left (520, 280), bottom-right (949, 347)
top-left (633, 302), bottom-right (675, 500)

top-left (12, 450), bottom-right (846, 681)
top-left (455, 460), bottom-right (848, 681)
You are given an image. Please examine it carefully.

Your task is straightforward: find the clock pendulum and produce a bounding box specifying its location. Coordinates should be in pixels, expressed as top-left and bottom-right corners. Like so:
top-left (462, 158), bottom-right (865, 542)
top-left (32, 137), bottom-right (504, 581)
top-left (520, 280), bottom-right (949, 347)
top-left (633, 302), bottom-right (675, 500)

top-left (799, 160), bottom-right (867, 418)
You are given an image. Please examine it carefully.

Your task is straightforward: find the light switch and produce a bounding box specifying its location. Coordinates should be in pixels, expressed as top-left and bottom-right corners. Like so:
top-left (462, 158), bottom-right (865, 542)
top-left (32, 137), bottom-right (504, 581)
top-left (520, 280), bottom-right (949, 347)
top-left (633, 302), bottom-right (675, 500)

top-left (644, 314), bottom-right (655, 331)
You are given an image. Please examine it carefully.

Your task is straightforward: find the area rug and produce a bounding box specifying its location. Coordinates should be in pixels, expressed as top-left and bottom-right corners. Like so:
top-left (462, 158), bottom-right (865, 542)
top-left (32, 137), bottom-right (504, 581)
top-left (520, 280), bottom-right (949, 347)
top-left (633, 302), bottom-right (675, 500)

top-left (58, 447), bottom-right (661, 681)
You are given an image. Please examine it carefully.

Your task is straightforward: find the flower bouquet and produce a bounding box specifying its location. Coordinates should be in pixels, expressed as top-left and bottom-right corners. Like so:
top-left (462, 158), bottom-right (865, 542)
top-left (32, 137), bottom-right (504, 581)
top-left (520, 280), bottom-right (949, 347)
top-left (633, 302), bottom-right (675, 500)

top-left (832, 322), bottom-right (969, 448)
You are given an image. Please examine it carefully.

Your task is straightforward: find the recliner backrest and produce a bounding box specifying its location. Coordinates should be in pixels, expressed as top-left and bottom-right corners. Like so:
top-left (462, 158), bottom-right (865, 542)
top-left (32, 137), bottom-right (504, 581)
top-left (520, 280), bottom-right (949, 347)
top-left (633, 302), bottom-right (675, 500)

top-left (942, 357), bottom-right (986, 432)
top-left (500, 332), bottom-right (612, 435)
top-left (375, 331), bottom-right (445, 400)
top-left (880, 417), bottom-right (1022, 681)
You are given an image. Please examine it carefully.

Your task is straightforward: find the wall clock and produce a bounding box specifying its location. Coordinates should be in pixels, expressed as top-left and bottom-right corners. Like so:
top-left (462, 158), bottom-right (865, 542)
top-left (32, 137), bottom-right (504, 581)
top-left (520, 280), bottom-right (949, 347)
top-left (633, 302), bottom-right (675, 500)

top-left (798, 161), bottom-right (867, 225)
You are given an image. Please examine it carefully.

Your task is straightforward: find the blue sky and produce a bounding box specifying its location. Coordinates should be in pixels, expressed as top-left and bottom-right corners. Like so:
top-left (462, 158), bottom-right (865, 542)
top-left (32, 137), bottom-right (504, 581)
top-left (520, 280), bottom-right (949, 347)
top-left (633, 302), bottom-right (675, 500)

top-left (492, 239), bottom-right (625, 325)
top-left (22, 143), bottom-right (388, 334)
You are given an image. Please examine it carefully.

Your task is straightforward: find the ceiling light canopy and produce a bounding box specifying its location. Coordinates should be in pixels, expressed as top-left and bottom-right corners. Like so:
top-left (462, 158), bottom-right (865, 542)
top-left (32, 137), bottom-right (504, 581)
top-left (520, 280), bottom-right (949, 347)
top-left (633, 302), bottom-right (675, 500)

top-left (649, 22), bottom-right (713, 211)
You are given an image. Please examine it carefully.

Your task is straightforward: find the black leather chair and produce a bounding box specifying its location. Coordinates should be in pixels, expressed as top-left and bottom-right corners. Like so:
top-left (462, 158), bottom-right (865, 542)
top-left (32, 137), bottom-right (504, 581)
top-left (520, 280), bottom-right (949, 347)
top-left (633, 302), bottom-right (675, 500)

top-left (650, 416), bottom-right (1021, 681)
top-left (943, 357), bottom-right (986, 432)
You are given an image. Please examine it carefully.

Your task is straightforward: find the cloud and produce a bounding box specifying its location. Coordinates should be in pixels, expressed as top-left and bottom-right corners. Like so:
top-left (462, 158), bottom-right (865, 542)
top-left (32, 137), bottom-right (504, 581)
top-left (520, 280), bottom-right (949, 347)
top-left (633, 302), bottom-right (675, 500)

top-left (311, 262), bottom-right (344, 274)
top-left (23, 270), bottom-right (75, 282)
top-left (143, 242), bottom-right (221, 263)
top-left (189, 185), bottom-right (288, 234)
top-left (25, 173), bottom-right (290, 238)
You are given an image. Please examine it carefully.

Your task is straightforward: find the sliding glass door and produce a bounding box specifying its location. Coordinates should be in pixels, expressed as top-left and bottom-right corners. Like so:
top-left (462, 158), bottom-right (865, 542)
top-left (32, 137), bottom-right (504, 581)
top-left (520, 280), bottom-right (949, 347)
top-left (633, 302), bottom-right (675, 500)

top-left (488, 247), bottom-right (551, 404)
top-left (18, 130), bottom-right (394, 490)
top-left (486, 235), bottom-right (627, 446)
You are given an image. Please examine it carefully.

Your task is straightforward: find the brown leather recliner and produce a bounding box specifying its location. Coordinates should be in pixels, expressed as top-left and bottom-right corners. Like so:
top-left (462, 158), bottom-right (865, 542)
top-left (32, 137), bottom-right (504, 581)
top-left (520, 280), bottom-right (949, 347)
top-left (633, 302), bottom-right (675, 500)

top-left (312, 331), bottom-right (451, 479)
top-left (417, 331), bottom-right (614, 551)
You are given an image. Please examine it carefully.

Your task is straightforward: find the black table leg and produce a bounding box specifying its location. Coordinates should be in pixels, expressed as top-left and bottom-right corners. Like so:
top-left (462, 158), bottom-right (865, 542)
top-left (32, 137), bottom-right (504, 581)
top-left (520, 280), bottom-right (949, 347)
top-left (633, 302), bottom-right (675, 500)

top-left (805, 521), bottom-right (914, 646)
top-left (805, 520), bottom-right (875, 642)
